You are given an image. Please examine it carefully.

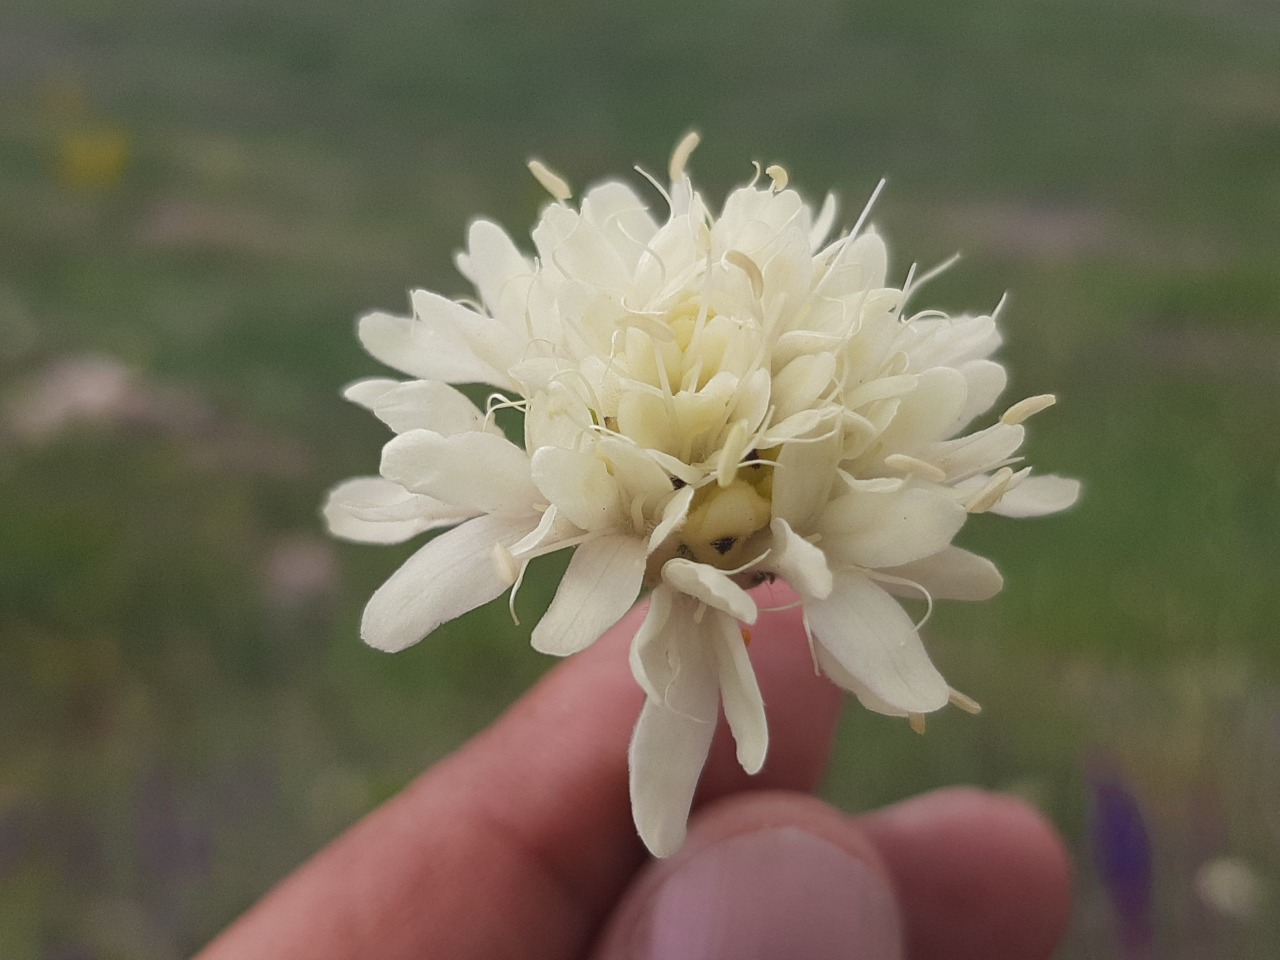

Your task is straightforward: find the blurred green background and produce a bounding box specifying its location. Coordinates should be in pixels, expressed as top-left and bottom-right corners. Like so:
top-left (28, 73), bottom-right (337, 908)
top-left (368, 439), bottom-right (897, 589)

top-left (2, 0), bottom-right (1278, 956)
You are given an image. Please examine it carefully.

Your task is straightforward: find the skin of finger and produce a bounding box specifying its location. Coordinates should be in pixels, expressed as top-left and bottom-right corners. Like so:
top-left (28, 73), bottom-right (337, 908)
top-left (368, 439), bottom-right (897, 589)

top-left (590, 788), bottom-right (1073, 960)
top-left (196, 592), bottom-right (842, 960)
top-left (859, 787), bottom-right (1073, 960)
top-left (589, 791), bottom-right (899, 960)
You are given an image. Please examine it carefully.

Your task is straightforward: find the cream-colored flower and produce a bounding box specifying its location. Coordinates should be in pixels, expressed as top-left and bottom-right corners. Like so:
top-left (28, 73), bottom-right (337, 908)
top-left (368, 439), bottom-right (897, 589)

top-left (324, 133), bottom-right (1079, 856)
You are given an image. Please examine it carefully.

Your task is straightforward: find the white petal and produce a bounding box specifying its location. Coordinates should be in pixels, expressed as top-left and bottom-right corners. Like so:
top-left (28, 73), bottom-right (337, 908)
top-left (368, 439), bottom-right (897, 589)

top-left (380, 430), bottom-right (536, 514)
top-left (661, 558), bottom-right (757, 622)
top-left (991, 474), bottom-right (1081, 517)
top-left (805, 570), bottom-right (950, 713)
top-left (949, 360), bottom-right (1007, 435)
top-left (770, 353), bottom-right (836, 423)
top-left (771, 430), bottom-right (842, 528)
top-left (461, 219), bottom-right (533, 318)
top-left (358, 296), bottom-right (513, 387)
top-left (875, 366), bottom-right (969, 454)
top-left (709, 613), bottom-right (767, 774)
top-left (767, 518), bottom-right (833, 599)
top-left (877, 546), bottom-right (1004, 601)
top-left (820, 487), bottom-right (967, 569)
top-left (360, 514), bottom-right (535, 652)
top-left (649, 485), bottom-right (694, 551)
top-left (342, 377), bottom-right (400, 410)
top-left (530, 446), bottom-right (625, 532)
top-left (629, 694), bottom-right (717, 858)
top-left (371, 380), bottom-right (488, 436)
top-left (924, 421), bottom-right (1025, 481)
top-left (531, 535), bottom-right (646, 656)
top-left (323, 476), bottom-right (474, 544)
top-left (630, 587), bottom-right (676, 701)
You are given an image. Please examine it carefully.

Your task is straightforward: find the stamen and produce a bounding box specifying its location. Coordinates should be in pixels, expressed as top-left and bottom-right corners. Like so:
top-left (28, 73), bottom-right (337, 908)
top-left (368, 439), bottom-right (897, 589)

top-left (948, 689), bottom-right (983, 714)
top-left (724, 250), bottom-right (765, 301)
top-left (965, 466), bottom-right (1015, 513)
top-left (527, 159), bottom-right (572, 201)
top-left (1001, 393), bottom-right (1056, 425)
top-left (908, 713), bottom-right (928, 735)
top-left (669, 130), bottom-right (701, 182)
top-left (765, 163), bottom-right (789, 192)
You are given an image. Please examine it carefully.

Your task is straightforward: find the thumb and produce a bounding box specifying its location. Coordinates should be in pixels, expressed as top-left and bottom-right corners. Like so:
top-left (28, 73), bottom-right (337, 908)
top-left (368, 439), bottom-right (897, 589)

top-left (591, 792), bottom-right (902, 960)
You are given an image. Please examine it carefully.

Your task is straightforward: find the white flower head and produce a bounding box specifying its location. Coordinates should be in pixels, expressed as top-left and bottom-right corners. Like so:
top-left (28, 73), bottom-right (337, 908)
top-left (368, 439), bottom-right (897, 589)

top-left (324, 134), bottom-right (1080, 857)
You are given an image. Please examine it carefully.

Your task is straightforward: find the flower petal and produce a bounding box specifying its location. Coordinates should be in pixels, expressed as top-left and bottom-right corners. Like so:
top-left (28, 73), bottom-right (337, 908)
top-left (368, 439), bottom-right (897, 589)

top-left (770, 429), bottom-right (842, 528)
top-left (661, 558), bottom-right (758, 622)
top-left (819, 486), bottom-right (967, 569)
top-left (380, 429), bottom-right (536, 514)
top-left (629, 646), bottom-right (719, 857)
top-left (358, 299), bottom-right (512, 387)
top-left (768, 517), bottom-right (833, 599)
top-left (323, 476), bottom-right (474, 544)
top-left (360, 513), bottom-right (535, 652)
top-left (805, 570), bottom-right (950, 713)
top-left (878, 546), bottom-right (1004, 602)
top-left (531, 535), bottom-right (646, 656)
top-left (530, 446), bottom-right (625, 533)
top-left (370, 380), bottom-right (489, 436)
top-left (991, 474), bottom-right (1081, 518)
top-left (709, 612), bottom-right (768, 774)
top-left (630, 586), bottom-right (676, 701)
top-left (342, 377), bottom-right (400, 410)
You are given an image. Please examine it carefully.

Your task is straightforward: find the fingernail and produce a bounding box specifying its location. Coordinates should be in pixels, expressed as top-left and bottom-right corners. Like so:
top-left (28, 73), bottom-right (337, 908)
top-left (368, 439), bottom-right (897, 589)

top-left (638, 827), bottom-right (902, 960)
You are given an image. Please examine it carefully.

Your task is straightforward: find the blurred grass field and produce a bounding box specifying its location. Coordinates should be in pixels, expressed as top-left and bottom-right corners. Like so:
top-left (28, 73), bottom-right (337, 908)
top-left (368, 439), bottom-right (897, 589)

top-left (1, 0), bottom-right (1279, 956)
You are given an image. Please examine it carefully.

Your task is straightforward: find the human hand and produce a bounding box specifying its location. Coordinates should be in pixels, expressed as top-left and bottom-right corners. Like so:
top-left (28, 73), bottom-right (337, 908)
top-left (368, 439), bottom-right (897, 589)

top-left (197, 597), bottom-right (1071, 960)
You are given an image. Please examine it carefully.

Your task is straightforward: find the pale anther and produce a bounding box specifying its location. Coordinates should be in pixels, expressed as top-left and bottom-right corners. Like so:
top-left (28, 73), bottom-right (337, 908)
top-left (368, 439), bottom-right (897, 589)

top-left (527, 159), bottom-right (572, 201)
top-left (668, 130), bottom-right (700, 182)
top-left (765, 164), bottom-right (789, 192)
top-left (491, 542), bottom-right (518, 586)
top-left (1001, 393), bottom-right (1056, 425)
top-left (724, 250), bottom-right (764, 300)
top-left (965, 466), bottom-right (1016, 514)
top-left (948, 689), bottom-right (983, 714)
top-left (908, 713), bottom-right (927, 735)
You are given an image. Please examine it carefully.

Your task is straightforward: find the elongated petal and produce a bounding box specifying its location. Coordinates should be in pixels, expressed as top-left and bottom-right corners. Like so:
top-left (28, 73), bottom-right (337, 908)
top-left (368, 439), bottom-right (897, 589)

top-left (710, 613), bottom-right (767, 773)
top-left (380, 429), bottom-right (536, 514)
top-left (629, 651), bottom-right (719, 857)
top-left (878, 546), bottom-right (1004, 602)
top-left (358, 298), bottom-right (512, 387)
top-left (877, 367), bottom-right (969, 455)
top-left (820, 486), bottom-right (967, 569)
top-left (630, 586), bottom-right (676, 701)
top-left (991, 474), bottom-right (1081, 517)
top-left (531, 535), bottom-right (646, 656)
top-left (805, 570), bottom-right (950, 713)
top-left (360, 514), bottom-right (535, 652)
top-left (811, 642), bottom-right (908, 717)
top-left (530, 446), bottom-right (625, 533)
top-left (924, 421), bottom-right (1025, 481)
top-left (342, 377), bottom-right (400, 410)
top-left (950, 359), bottom-right (1007, 435)
top-left (371, 380), bottom-right (488, 436)
top-left (768, 517), bottom-right (833, 599)
top-left (323, 476), bottom-right (475, 543)
top-left (662, 558), bottom-right (757, 622)
top-left (461, 219), bottom-right (533, 318)
top-left (771, 429), bottom-right (842, 528)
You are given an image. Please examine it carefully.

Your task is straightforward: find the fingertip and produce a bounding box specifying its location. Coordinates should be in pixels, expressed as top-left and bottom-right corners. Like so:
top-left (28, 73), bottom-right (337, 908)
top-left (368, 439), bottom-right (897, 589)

top-left (860, 787), bottom-right (1073, 960)
top-left (593, 792), bottom-right (903, 960)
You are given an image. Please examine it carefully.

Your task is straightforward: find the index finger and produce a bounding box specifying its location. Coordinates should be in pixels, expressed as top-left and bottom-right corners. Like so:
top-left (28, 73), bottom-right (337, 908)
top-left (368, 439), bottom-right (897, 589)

top-left (196, 591), bottom-right (842, 960)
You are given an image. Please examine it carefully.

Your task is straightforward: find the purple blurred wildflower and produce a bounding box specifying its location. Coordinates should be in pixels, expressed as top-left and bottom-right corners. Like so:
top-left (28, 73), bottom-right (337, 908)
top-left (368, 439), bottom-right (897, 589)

top-left (1090, 774), bottom-right (1155, 958)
